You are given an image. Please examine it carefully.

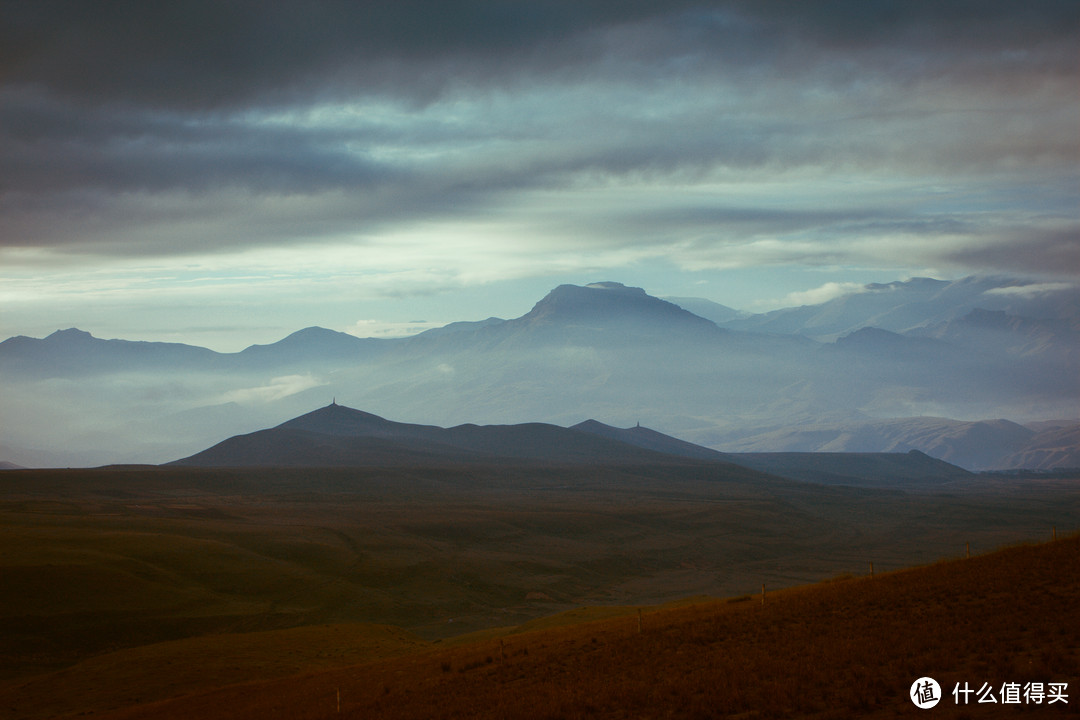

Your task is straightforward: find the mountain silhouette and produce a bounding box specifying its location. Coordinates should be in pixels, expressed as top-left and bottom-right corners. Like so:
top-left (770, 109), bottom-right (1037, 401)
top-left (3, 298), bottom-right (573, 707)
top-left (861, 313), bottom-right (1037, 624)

top-left (236, 327), bottom-right (384, 368)
top-left (278, 402), bottom-right (445, 440)
top-left (0, 328), bottom-right (221, 376)
top-left (729, 450), bottom-right (972, 487)
top-left (3, 276), bottom-right (1077, 469)
top-left (571, 419), bottom-right (732, 461)
top-left (518, 282), bottom-right (716, 330)
top-left (169, 403), bottom-right (719, 467)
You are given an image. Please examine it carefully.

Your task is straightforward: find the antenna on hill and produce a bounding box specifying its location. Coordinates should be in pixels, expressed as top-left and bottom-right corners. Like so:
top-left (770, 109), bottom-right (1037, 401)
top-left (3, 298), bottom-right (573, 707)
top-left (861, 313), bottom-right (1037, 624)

top-left (331, 397), bottom-right (337, 406)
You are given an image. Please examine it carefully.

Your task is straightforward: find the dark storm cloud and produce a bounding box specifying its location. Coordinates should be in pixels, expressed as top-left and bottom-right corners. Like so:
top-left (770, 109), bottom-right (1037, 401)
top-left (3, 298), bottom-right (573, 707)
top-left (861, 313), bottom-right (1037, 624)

top-left (0, 0), bottom-right (1076, 268)
top-left (4, 1), bottom-right (1076, 108)
top-left (946, 224), bottom-right (1080, 276)
top-left (0, 90), bottom-right (399, 195)
top-left (0, 1), bottom-right (700, 109)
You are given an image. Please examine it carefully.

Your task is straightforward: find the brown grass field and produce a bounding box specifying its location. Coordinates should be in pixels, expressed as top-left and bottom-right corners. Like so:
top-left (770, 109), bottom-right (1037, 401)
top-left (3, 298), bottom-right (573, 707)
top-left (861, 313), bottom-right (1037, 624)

top-left (0, 464), bottom-right (1077, 718)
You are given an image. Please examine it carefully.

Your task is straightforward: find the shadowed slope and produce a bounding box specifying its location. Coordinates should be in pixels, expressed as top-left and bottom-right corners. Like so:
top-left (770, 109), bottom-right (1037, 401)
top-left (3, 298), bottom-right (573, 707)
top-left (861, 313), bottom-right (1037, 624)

top-left (166, 427), bottom-right (484, 467)
top-left (729, 449), bottom-right (972, 486)
top-left (77, 535), bottom-right (1080, 720)
top-left (572, 419), bottom-right (732, 461)
top-left (170, 403), bottom-right (718, 466)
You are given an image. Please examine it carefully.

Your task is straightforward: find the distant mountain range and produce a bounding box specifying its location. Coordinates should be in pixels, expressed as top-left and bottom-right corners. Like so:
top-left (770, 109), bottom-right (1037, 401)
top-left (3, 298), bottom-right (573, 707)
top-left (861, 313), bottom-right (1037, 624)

top-left (725, 276), bottom-right (1080, 341)
top-left (718, 416), bottom-right (1080, 471)
top-left (2, 276), bottom-right (1077, 470)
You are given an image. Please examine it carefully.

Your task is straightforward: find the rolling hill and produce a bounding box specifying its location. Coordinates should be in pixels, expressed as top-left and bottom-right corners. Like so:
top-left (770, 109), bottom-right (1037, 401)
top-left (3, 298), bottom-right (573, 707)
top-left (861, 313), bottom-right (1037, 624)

top-left (170, 404), bottom-right (981, 485)
top-left (571, 418), bottom-right (733, 461)
top-left (5, 528), bottom-right (1075, 720)
top-left (169, 403), bottom-right (717, 467)
top-left (729, 450), bottom-right (972, 486)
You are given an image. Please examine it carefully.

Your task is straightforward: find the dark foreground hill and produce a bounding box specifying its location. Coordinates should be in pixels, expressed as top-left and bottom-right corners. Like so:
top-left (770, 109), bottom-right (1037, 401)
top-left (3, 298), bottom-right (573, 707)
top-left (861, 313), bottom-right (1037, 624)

top-left (571, 418), bottom-right (733, 461)
top-left (168, 403), bottom-right (741, 467)
top-left (169, 404), bottom-right (976, 488)
top-left (730, 449), bottom-right (972, 486)
top-left (30, 535), bottom-right (1080, 720)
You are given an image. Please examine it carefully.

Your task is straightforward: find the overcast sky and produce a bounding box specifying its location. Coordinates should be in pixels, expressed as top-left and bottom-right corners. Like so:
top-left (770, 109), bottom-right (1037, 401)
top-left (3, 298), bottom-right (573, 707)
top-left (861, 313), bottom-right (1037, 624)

top-left (2, 1), bottom-right (1077, 350)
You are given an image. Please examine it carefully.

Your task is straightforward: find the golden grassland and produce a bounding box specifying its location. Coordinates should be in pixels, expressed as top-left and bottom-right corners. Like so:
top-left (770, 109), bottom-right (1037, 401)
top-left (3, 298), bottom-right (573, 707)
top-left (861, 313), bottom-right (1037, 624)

top-left (0, 466), bottom-right (1077, 718)
top-left (43, 534), bottom-right (1080, 720)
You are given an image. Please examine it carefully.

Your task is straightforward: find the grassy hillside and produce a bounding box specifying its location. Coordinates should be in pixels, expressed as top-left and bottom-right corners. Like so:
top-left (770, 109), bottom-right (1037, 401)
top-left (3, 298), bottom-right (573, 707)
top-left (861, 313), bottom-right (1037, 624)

top-left (25, 534), bottom-right (1078, 720)
top-left (0, 465), bottom-right (1076, 718)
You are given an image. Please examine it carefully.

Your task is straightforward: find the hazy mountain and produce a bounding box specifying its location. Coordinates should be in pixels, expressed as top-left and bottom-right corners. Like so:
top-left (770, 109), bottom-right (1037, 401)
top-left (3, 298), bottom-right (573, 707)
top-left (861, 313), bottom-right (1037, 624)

top-left (723, 276), bottom-right (1080, 340)
top-left (830, 327), bottom-right (957, 361)
top-left (664, 296), bottom-right (747, 325)
top-left (996, 425), bottom-right (1080, 471)
top-left (171, 403), bottom-right (702, 467)
top-left (0, 461), bottom-right (24, 470)
top-left (0, 328), bottom-right (222, 376)
top-left (719, 417), bottom-right (1039, 471)
top-left (236, 326), bottom-right (388, 368)
top-left (721, 277), bottom-right (949, 338)
top-left (519, 282), bottom-right (716, 332)
top-left (477, 281), bottom-right (725, 349)
top-left (412, 317), bottom-right (506, 339)
top-left (910, 309), bottom-right (1080, 365)
top-left (2, 276), bottom-right (1077, 466)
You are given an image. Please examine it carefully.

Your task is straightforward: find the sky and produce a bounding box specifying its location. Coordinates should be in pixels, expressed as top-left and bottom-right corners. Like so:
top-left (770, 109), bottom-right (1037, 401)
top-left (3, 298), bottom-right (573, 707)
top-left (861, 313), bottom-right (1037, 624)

top-left (2, 1), bottom-right (1077, 351)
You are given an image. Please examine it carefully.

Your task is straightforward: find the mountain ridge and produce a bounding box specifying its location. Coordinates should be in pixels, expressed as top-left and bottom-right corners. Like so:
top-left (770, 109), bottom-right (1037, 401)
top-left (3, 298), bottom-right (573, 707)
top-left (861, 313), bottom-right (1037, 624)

top-left (169, 403), bottom-right (978, 488)
top-left (2, 275), bottom-right (1077, 468)
top-left (170, 403), bottom-right (721, 468)
top-left (571, 419), bottom-right (732, 462)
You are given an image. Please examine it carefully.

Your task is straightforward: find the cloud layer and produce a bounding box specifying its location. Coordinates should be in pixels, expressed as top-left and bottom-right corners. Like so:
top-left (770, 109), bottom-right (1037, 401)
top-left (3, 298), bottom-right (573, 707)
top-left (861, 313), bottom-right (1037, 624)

top-left (2, 1), bottom-right (1077, 284)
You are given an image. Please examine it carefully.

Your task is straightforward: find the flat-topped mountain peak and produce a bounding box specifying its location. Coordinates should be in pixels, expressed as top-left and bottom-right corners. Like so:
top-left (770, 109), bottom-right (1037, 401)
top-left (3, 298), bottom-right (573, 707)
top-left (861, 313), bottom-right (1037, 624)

top-left (518, 282), bottom-right (716, 329)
